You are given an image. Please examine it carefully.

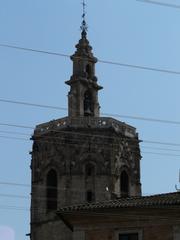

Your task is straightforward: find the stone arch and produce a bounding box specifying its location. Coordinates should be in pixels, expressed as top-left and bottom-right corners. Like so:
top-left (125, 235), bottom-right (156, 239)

top-left (80, 152), bottom-right (104, 174)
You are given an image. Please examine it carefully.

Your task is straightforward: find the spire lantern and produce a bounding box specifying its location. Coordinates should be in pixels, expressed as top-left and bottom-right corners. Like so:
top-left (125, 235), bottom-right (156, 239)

top-left (65, 0), bottom-right (103, 118)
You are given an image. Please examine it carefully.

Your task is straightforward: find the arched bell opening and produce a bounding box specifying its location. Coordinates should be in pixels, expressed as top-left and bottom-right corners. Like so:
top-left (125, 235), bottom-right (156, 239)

top-left (84, 90), bottom-right (94, 116)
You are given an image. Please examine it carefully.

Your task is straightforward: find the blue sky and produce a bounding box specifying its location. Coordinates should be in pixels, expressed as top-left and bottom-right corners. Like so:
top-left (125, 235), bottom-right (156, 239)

top-left (0, 0), bottom-right (180, 239)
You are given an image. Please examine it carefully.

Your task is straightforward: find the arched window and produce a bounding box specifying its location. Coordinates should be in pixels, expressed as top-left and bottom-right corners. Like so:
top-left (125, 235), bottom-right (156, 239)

top-left (85, 163), bottom-right (95, 177)
top-left (84, 91), bottom-right (94, 116)
top-left (120, 170), bottom-right (129, 197)
top-left (46, 169), bottom-right (58, 211)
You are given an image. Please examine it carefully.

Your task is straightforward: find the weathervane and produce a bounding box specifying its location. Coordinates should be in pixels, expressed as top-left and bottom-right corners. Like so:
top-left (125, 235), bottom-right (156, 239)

top-left (80, 0), bottom-right (88, 37)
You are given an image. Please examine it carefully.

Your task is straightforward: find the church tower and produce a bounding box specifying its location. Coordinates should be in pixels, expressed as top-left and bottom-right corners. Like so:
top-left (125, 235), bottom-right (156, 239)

top-left (66, 23), bottom-right (102, 118)
top-left (30, 5), bottom-right (141, 240)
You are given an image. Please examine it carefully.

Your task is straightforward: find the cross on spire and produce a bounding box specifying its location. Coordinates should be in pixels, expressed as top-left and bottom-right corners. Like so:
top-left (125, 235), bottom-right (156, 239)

top-left (80, 0), bottom-right (88, 37)
top-left (82, 0), bottom-right (86, 20)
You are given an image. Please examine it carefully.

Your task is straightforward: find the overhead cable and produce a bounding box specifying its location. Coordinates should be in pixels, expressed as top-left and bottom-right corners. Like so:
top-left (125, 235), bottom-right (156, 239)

top-left (1, 98), bottom-right (180, 126)
top-left (1, 121), bottom-right (180, 148)
top-left (137, 0), bottom-right (180, 9)
top-left (0, 43), bottom-right (180, 75)
top-left (0, 131), bottom-right (180, 157)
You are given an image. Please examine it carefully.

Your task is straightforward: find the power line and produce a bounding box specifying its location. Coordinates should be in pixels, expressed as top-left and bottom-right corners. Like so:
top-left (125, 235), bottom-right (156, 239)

top-left (0, 98), bottom-right (66, 111)
top-left (0, 205), bottom-right (29, 212)
top-left (1, 120), bottom-right (180, 150)
top-left (102, 112), bottom-right (180, 126)
top-left (142, 151), bottom-right (180, 157)
top-left (0, 181), bottom-right (30, 188)
top-left (1, 131), bottom-right (180, 158)
top-left (0, 122), bottom-right (33, 129)
top-left (0, 193), bottom-right (29, 200)
top-left (0, 43), bottom-right (69, 58)
top-left (99, 58), bottom-right (180, 75)
top-left (141, 146), bottom-right (180, 152)
top-left (1, 43), bottom-right (180, 75)
top-left (143, 139), bottom-right (180, 147)
top-left (0, 121), bottom-right (180, 159)
top-left (0, 130), bottom-right (31, 136)
top-left (0, 135), bottom-right (29, 141)
top-left (1, 98), bottom-right (180, 126)
top-left (1, 129), bottom-right (179, 153)
top-left (137, 0), bottom-right (180, 9)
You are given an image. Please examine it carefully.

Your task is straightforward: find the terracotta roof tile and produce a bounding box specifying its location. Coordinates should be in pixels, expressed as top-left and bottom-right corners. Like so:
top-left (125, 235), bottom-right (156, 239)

top-left (58, 192), bottom-right (180, 213)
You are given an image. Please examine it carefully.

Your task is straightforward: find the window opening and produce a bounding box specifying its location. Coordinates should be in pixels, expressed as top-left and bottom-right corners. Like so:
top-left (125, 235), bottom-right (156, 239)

top-left (120, 170), bottom-right (129, 197)
top-left (84, 91), bottom-right (93, 116)
top-left (46, 169), bottom-right (58, 211)
top-left (119, 233), bottom-right (138, 240)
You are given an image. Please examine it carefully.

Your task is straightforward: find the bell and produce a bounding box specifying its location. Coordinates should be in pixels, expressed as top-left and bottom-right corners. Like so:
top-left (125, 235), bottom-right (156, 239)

top-left (84, 106), bottom-right (92, 116)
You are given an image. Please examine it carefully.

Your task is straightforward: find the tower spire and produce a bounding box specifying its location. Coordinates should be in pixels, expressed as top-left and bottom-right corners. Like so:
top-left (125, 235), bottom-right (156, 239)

top-left (81, 0), bottom-right (88, 38)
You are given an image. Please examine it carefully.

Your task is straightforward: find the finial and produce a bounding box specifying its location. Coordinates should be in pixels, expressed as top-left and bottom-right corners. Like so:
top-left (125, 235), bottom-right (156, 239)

top-left (80, 0), bottom-right (88, 38)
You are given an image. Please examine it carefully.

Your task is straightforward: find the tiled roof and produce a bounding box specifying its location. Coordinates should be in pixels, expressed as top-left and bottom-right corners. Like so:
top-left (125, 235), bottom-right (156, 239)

top-left (58, 192), bottom-right (180, 213)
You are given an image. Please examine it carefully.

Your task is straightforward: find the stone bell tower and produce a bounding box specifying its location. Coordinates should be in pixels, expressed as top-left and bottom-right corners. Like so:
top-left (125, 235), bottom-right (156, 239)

top-left (30, 7), bottom-right (142, 240)
top-left (66, 23), bottom-right (102, 118)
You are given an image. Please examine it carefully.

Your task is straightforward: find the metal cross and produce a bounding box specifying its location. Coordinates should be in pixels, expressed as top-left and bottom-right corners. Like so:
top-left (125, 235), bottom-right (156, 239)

top-left (80, 0), bottom-right (88, 33)
top-left (82, 0), bottom-right (86, 20)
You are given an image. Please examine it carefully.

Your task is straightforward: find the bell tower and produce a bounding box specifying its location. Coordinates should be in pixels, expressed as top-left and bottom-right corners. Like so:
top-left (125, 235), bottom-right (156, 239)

top-left (66, 10), bottom-right (102, 118)
top-left (30, 2), bottom-right (142, 240)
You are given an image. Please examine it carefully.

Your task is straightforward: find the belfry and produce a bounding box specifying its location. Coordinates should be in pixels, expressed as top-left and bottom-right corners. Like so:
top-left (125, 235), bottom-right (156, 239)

top-left (66, 9), bottom-right (102, 118)
top-left (30, 3), bottom-right (142, 240)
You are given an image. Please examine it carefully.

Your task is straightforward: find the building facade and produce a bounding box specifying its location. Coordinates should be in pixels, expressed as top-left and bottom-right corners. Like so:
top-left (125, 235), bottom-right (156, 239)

top-left (30, 23), bottom-right (142, 240)
top-left (59, 192), bottom-right (180, 240)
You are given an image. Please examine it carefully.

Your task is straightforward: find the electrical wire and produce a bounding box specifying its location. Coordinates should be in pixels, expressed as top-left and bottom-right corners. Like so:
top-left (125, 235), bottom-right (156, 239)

top-left (0, 98), bottom-right (66, 111)
top-left (142, 151), bottom-right (180, 157)
top-left (137, 0), bottom-right (180, 9)
top-left (0, 128), bottom-right (179, 152)
top-left (141, 146), bottom-right (180, 152)
top-left (1, 43), bottom-right (180, 75)
top-left (0, 129), bottom-right (179, 153)
top-left (1, 98), bottom-right (180, 126)
top-left (0, 130), bottom-right (31, 136)
top-left (0, 122), bottom-right (33, 129)
top-left (0, 135), bottom-right (29, 141)
top-left (1, 123), bottom-right (180, 156)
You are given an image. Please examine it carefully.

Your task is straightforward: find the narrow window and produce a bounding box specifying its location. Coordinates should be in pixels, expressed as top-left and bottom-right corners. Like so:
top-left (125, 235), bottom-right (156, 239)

top-left (84, 91), bottom-right (93, 116)
top-left (46, 169), bottom-right (57, 211)
top-left (86, 64), bottom-right (91, 78)
top-left (120, 171), bottom-right (129, 197)
top-left (86, 190), bottom-right (94, 202)
top-left (119, 233), bottom-right (138, 240)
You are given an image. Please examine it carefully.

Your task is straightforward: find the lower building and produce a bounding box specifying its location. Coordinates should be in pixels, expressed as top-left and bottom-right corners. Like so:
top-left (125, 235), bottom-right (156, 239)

top-left (58, 192), bottom-right (180, 240)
